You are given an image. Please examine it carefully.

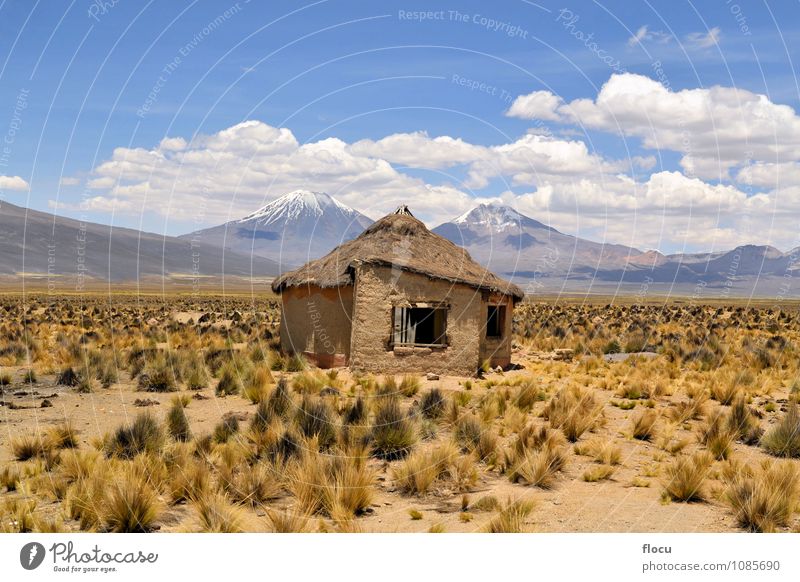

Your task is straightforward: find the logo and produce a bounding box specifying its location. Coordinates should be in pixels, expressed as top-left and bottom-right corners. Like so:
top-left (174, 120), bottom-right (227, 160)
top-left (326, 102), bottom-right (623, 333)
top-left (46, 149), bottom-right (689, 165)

top-left (20, 542), bottom-right (46, 570)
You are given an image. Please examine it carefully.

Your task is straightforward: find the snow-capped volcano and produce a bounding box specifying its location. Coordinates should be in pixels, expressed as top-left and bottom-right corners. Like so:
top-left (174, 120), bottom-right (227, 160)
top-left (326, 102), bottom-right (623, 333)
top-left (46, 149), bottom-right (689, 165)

top-left (239, 190), bottom-right (360, 225)
top-left (433, 203), bottom-right (645, 278)
top-left (452, 203), bottom-right (554, 232)
top-left (181, 190), bottom-right (373, 269)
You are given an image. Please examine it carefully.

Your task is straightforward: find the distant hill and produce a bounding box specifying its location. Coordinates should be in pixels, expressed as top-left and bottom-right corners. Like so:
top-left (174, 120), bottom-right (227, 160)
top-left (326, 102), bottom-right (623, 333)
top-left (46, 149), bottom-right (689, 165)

top-left (0, 200), bottom-right (280, 285)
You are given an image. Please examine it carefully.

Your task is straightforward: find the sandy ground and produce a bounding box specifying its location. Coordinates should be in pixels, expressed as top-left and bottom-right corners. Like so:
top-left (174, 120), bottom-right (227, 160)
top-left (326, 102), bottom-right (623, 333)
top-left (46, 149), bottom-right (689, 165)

top-left (3, 345), bottom-right (789, 533)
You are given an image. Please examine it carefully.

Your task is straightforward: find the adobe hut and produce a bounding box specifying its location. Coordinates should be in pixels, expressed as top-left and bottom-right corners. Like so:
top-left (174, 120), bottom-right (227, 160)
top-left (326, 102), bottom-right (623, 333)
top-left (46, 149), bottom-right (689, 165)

top-left (271, 206), bottom-right (524, 376)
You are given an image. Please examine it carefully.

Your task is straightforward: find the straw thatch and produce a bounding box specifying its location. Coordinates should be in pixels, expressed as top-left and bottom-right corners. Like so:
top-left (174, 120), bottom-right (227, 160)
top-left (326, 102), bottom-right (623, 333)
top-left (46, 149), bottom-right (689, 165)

top-left (271, 210), bottom-right (524, 300)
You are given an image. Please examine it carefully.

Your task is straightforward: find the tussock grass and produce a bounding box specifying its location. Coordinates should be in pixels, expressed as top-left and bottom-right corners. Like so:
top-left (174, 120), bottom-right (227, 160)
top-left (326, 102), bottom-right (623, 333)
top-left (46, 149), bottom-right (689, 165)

top-left (266, 508), bottom-right (311, 533)
top-left (542, 385), bottom-right (603, 441)
top-left (399, 375), bottom-right (421, 397)
top-left (419, 388), bottom-right (446, 420)
top-left (725, 461), bottom-right (799, 532)
top-left (483, 498), bottom-right (535, 533)
top-left (216, 364), bottom-right (243, 396)
top-left (288, 447), bottom-right (375, 517)
top-left (296, 397), bottom-right (338, 449)
top-left (698, 410), bottom-right (736, 460)
top-left (631, 409), bottom-right (658, 441)
top-left (662, 452), bottom-right (712, 502)
top-left (504, 424), bottom-right (568, 489)
top-left (574, 438), bottom-right (621, 465)
top-left (371, 398), bottom-right (417, 460)
top-left (166, 400), bottom-right (192, 442)
top-left (760, 403), bottom-right (800, 458)
top-left (102, 465), bottom-right (162, 532)
top-left (393, 442), bottom-right (460, 495)
top-left (104, 412), bottom-right (164, 458)
top-left (583, 465), bottom-right (616, 482)
top-left (192, 492), bottom-right (245, 532)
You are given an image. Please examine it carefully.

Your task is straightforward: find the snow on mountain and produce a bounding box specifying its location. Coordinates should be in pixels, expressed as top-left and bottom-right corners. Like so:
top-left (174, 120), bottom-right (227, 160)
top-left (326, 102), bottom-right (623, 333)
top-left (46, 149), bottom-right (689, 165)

top-left (181, 190), bottom-right (373, 270)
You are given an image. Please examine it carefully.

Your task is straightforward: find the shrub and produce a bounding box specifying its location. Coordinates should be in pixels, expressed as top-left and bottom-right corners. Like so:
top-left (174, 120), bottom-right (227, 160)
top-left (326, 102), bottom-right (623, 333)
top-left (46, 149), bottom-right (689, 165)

top-left (662, 452), bottom-right (711, 502)
top-left (166, 400), bottom-right (192, 442)
top-left (22, 369), bottom-right (37, 383)
top-left (371, 399), bottom-right (417, 460)
top-left (242, 366), bottom-right (273, 403)
top-left (760, 404), bottom-right (800, 458)
top-left (419, 388), bottom-right (446, 420)
top-left (105, 412), bottom-right (164, 458)
top-left (725, 461), bottom-right (799, 532)
top-left (185, 363), bottom-right (209, 390)
top-left (483, 498), bottom-right (535, 533)
top-left (710, 381), bottom-right (740, 405)
top-left (342, 397), bottom-right (367, 426)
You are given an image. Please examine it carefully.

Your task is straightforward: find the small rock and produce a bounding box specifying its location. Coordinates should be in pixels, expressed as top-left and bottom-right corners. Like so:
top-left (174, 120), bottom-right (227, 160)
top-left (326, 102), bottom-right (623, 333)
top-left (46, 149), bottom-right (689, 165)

top-left (494, 366), bottom-right (504, 373)
top-left (40, 399), bottom-right (53, 408)
top-left (320, 386), bottom-right (341, 396)
top-left (133, 398), bottom-right (160, 407)
top-left (426, 373), bottom-right (439, 381)
top-left (192, 392), bottom-right (210, 400)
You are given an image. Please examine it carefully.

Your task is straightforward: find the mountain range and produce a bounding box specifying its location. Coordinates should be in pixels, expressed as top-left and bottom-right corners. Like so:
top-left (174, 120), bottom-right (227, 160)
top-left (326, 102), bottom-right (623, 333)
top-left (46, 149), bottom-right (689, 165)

top-left (0, 199), bottom-right (280, 286)
top-left (1, 190), bottom-right (797, 295)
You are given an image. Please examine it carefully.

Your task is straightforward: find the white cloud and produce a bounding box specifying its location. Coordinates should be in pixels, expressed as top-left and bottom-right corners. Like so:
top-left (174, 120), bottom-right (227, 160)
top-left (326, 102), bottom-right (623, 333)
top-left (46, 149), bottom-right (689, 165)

top-left (505, 90), bottom-right (564, 121)
top-left (686, 27), bottom-right (721, 49)
top-left (349, 131), bottom-right (484, 169)
top-left (59, 176), bottom-right (80, 186)
top-left (0, 175), bottom-right (30, 191)
top-left (627, 25), bottom-right (672, 47)
top-left (506, 73), bottom-right (800, 179)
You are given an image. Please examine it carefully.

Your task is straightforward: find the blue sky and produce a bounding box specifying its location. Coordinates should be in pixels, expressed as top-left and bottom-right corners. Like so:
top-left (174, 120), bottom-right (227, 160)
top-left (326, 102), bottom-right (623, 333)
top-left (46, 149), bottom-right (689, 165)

top-left (1, 0), bottom-right (800, 253)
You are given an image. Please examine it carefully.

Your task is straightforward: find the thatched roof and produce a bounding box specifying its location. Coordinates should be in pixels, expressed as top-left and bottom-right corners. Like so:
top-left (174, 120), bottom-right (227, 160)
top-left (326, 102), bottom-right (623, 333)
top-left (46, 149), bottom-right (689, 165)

top-left (271, 209), bottom-right (524, 300)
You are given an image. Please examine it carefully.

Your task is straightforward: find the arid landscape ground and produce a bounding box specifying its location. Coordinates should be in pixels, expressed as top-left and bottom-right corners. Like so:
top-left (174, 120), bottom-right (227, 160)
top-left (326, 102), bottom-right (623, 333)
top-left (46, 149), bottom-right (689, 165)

top-left (1, 292), bottom-right (799, 533)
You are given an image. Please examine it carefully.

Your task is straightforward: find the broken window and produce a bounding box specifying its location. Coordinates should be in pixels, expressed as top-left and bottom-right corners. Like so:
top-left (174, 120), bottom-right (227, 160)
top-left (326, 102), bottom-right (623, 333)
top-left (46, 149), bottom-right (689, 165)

top-left (486, 305), bottom-right (506, 338)
top-left (392, 305), bottom-right (447, 347)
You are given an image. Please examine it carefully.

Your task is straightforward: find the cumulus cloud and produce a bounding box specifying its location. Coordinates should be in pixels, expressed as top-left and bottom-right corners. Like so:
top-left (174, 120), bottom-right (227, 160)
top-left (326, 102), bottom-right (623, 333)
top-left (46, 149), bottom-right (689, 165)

top-left (506, 73), bottom-right (800, 180)
top-left (59, 176), bottom-right (80, 186)
top-left (505, 90), bottom-right (564, 121)
top-left (83, 101), bottom-right (800, 252)
top-left (0, 175), bottom-right (30, 191)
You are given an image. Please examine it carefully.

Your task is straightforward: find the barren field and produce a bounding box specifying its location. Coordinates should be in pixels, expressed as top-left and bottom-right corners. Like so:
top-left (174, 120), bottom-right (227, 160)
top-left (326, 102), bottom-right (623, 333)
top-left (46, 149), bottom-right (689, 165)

top-left (1, 293), bottom-right (799, 533)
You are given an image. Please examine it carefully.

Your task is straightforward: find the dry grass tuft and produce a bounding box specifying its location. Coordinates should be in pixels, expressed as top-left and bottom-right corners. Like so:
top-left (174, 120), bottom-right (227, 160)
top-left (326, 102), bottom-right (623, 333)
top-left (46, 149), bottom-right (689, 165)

top-left (725, 461), bottom-right (799, 532)
top-left (662, 452), bottom-right (712, 502)
top-left (760, 403), bottom-right (800, 458)
top-left (483, 498), bottom-right (535, 533)
top-left (543, 385), bottom-right (603, 441)
top-left (504, 424), bottom-right (568, 488)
